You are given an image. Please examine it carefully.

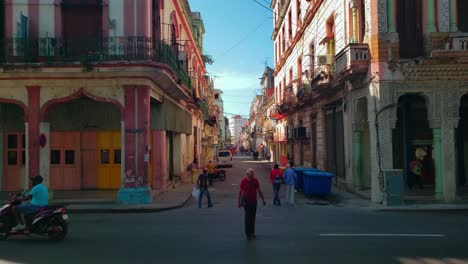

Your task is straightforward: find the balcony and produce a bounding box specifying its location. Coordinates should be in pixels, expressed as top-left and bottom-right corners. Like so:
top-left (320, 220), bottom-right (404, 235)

top-left (270, 104), bottom-right (285, 120)
top-left (0, 37), bottom-right (192, 91)
top-left (310, 65), bottom-right (331, 90)
top-left (333, 43), bottom-right (370, 84)
top-left (296, 82), bottom-right (313, 102)
top-left (432, 33), bottom-right (468, 58)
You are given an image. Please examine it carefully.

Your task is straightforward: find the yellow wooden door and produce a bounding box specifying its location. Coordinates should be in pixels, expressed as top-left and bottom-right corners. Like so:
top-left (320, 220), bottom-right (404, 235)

top-left (97, 131), bottom-right (121, 189)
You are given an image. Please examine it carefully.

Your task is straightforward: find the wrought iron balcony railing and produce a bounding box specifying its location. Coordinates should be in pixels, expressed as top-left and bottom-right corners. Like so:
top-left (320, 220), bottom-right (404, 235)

top-left (0, 37), bottom-right (192, 91)
top-left (334, 43), bottom-right (369, 83)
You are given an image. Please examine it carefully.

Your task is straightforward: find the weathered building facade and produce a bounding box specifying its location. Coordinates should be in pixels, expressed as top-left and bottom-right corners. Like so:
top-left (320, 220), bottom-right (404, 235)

top-left (0, 0), bottom-right (210, 204)
top-left (271, 0), bottom-right (468, 204)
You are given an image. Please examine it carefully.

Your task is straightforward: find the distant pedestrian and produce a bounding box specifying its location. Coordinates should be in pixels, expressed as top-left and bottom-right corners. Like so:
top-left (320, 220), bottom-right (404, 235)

top-left (238, 168), bottom-right (266, 240)
top-left (270, 164), bottom-right (283, 206)
top-left (283, 162), bottom-right (297, 205)
top-left (197, 168), bottom-right (213, 208)
top-left (190, 159), bottom-right (200, 184)
top-left (207, 160), bottom-right (215, 186)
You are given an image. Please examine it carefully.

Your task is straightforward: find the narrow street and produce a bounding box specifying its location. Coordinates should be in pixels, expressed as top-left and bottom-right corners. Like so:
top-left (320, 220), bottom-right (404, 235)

top-left (1, 157), bottom-right (468, 264)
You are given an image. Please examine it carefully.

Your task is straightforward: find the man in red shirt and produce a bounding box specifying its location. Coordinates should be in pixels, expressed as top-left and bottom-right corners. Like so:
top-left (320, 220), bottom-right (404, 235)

top-left (270, 164), bottom-right (283, 206)
top-left (238, 168), bottom-right (266, 240)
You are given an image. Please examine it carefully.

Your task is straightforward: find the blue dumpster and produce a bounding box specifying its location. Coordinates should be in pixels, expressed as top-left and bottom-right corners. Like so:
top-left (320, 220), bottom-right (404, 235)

top-left (294, 168), bottom-right (320, 191)
top-left (303, 171), bottom-right (333, 196)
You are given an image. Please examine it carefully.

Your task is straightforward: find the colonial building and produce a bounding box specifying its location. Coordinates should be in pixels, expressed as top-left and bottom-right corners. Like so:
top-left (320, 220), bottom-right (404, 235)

top-left (214, 89), bottom-right (226, 149)
top-left (259, 66), bottom-right (275, 162)
top-left (271, 0), bottom-right (468, 204)
top-left (229, 115), bottom-right (247, 145)
top-left (0, 0), bottom-right (210, 204)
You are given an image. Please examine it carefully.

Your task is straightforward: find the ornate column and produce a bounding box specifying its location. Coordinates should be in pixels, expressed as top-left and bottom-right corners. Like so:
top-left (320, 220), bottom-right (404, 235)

top-left (352, 129), bottom-right (363, 190)
top-left (387, 0), bottom-right (396, 33)
top-left (426, 0), bottom-right (437, 33)
top-left (433, 128), bottom-right (443, 199)
top-left (351, 0), bottom-right (359, 43)
top-left (449, 0), bottom-right (458, 32)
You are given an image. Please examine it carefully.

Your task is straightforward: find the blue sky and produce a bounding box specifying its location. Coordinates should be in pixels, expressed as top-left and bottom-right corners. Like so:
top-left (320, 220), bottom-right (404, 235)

top-left (188, 0), bottom-right (274, 118)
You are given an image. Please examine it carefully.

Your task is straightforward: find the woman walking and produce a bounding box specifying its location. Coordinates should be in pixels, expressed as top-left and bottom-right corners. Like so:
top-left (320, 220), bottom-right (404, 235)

top-left (270, 164), bottom-right (283, 206)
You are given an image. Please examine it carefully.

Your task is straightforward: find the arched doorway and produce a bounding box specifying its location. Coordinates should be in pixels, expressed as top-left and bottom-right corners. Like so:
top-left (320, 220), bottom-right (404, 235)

top-left (457, 94), bottom-right (468, 195)
top-left (44, 96), bottom-right (122, 190)
top-left (0, 103), bottom-right (26, 191)
top-left (393, 94), bottom-right (435, 198)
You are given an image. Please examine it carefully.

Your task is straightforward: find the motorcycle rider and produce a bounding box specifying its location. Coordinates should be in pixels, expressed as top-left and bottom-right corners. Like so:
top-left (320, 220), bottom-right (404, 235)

top-left (11, 175), bottom-right (49, 231)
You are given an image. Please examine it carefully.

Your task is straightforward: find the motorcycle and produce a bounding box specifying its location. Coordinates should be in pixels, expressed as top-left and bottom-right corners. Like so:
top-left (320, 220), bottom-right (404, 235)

top-left (213, 167), bottom-right (226, 181)
top-left (0, 193), bottom-right (70, 241)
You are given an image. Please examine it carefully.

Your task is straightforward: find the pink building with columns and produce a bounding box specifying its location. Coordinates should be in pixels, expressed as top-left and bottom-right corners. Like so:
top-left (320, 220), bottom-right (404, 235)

top-left (0, 0), bottom-right (207, 204)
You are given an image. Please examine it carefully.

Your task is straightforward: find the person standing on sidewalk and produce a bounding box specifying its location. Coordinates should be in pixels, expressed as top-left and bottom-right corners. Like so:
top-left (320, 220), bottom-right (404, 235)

top-left (269, 164), bottom-right (283, 206)
top-left (207, 160), bottom-right (216, 186)
top-left (283, 162), bottom-right (297, 206)
top-left (238, 168), bottom-right (266, 240)
top-left (190, 159), bottom-right (200, 184)
top-left (197, 168), bottom-right (213, 208)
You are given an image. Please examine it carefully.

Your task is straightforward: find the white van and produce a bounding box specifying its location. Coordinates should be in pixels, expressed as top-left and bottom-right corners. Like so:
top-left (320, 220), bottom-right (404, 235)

top-left (216, 150), bottom-right (233, 168)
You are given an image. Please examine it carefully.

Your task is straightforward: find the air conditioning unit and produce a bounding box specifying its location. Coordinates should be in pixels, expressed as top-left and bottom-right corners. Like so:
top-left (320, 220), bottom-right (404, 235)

top-left (317, 54), bottom-right (334, 65)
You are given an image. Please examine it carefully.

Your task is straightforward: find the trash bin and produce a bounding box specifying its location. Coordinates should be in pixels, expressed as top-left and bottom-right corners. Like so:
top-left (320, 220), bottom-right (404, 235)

top-left (294, 168), bottom-right (320, 191)
top-left (303, 171), bottom-right (333, 196)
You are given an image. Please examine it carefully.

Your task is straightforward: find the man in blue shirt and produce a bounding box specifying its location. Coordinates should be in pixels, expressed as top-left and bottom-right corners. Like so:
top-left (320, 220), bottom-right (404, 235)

top-left (283, 162), bottom-right (297, 205)
top-left (11, 175), bottom-right (49, 231)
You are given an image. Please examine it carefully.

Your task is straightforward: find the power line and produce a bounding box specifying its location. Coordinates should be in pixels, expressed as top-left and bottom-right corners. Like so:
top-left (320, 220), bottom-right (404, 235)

top-left (251, 0), bottom-right (272, 12)
top-left (222, 17), bottom-right (271, 55)
top-left (249, 0), bottom-right (319, 39)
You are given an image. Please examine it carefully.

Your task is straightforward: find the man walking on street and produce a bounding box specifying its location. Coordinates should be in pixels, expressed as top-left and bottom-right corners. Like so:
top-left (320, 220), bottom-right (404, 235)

top-left (197, 168), bottom-right (213, 208)
top-left (270, 164), bottom-right (283, 206)
top-left (238, 168), bottom-right (266, 240)
top-left (283, 162), bottom-right (297, 206)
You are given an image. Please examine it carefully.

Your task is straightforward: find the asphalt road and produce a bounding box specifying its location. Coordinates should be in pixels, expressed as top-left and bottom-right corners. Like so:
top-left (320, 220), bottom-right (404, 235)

top-left (1, 156), bottom-right (468, 264)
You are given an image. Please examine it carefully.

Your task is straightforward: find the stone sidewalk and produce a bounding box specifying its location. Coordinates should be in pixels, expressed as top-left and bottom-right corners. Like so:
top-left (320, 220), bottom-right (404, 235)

top-left (0, 183), bottom-right (195, 214)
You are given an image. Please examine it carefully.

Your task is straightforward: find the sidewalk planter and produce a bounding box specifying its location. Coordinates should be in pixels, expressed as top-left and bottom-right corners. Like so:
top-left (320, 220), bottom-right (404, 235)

top-left (303, 171), bottom-right (334, 196)
top-left (294, 168), bottom-right (320, 191)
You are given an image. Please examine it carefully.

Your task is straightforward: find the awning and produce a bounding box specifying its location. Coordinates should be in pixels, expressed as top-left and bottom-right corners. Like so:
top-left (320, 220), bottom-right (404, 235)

top-left (151, 100), bottom-right (192, 134)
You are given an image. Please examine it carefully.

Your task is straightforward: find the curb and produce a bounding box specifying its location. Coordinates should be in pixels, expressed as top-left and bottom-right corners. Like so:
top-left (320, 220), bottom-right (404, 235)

top-left (67, 193), bottom-right (193, 214)
top-left (370, 206), bottom-right (468, 212)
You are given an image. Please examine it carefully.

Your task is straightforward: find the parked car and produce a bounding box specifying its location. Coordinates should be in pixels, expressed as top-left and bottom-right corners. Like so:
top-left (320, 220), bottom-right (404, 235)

top-left (216, 150), bottom-right (233, 168)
